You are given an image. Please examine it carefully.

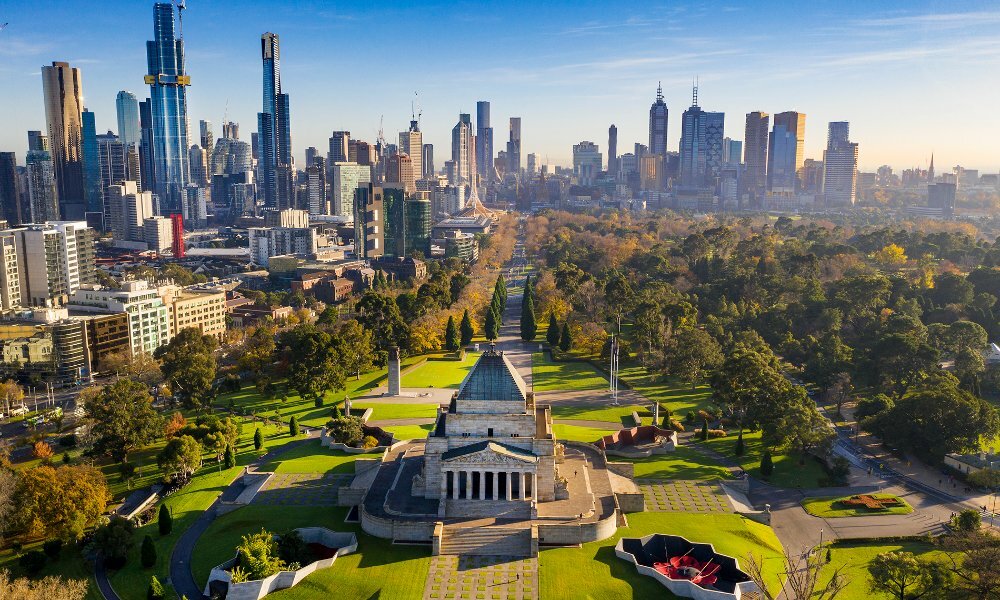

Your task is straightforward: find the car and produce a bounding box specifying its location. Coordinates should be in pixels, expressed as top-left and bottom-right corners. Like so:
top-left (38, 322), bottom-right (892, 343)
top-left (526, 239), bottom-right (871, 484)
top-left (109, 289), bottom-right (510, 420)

top-left (10, 406), bottom-right (29, 417)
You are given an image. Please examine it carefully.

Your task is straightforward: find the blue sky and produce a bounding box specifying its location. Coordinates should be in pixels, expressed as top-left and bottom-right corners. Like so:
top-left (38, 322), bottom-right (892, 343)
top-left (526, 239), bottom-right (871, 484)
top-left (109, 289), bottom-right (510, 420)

top-left (1, 0), bottom-right (998, 172)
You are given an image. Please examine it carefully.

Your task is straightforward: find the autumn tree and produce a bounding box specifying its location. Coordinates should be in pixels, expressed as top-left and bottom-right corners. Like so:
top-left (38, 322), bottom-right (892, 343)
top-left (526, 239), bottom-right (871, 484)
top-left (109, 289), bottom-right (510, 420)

top-left (15, 465), bottom-right (110, 541)
top-left (163, 412), bottom-right (186, 440)
top-left (0, 570), bottom-right (90, 599)
top-left (85, 379), bottom-right (163, 463)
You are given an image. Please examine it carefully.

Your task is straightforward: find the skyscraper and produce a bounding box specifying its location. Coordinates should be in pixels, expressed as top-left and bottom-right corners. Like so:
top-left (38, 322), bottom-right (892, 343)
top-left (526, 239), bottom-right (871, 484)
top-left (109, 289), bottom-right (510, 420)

top-left (648, 83), bottom-right (668, 157)
top-left (608, 124), bottom-right (618, 178)
top-left (41, 61), bottom-right (86, 220)
top-left (507, 117), bottom-right (521, 175)
top-left (386, 154), bottom-right (415, 194)
top-left (25, 131), bottom-right (59, 224)
top-left (145, 2), bottom-right (191, 212)
top-left (188, 144), bottom-right (208, 187)
top-left (0, 153), bottom-right (23, 226)
top-left (766, 111), bottom-right (806, 194)
top-left (743, 111), bottom-right (769, 205)
top-left (116, 91), bottom-right (141, 149)
top-left (81, 109), bottom-right (103, 221)
top-left (451, 114), bottom-right (473, 186)
top-left (476, 101), bottom-right (494, 184)
top-left (422, 144), bottom-right (434, 178)
top-left (328, 131), bottom-right (350, 164)
top-left (723, 138), bottom-right (742, 166)
top-left (572, 142), bottom-right (602, 187)
top-left (96, 132), bottom-right (129, 229)
top-left (138, 99), bottom-right (155, 193)
top-left (199, 120), bottom-right (214, 158)
top-left (823, 121), bottom-right (858, 207)
top-left (258, 32), bottom-right (293, 209)
top-left (399, 120), bottom-right (423, 184)
top-left (678, 86), bottom-right (724, 189)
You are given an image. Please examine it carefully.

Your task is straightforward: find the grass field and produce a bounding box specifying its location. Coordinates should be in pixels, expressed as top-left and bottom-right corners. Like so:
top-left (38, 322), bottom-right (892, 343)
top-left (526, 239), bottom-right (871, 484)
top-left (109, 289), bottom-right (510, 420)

top-left (702, 429), bottom-right (828, 489)
top-left (257, 440), bottom-right (361, 474)
top-left (817, 539), bottom-right (943, 599)
top-left (401, 352), bottom-right (481, 389)
top-left (552, 423), bottom-right (619, 443)
top-left (191, 504), bottom-right (430, 600)
top-left (353, 403), bottom-right (440, 420)
top-left (533, 353), bottom-right (609, 392)
top-left (624, 445), bottom-right (734, 480)
top-left (617, 365), bottom-right (714, 415)
top-left (382, 423), bottom-right (435, 440)
top-left (550, 404), bottom-right (653, 425)
top-left (802, 494), bottom-right (913, 518)
top-left (539, 512), bottom-right (784, 600)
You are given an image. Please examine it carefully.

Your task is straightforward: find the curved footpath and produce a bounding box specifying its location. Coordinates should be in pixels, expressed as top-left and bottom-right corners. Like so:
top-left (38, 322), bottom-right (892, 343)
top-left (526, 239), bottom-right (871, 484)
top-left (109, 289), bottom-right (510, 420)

top-left (93, 436), bottom-right (314, 600)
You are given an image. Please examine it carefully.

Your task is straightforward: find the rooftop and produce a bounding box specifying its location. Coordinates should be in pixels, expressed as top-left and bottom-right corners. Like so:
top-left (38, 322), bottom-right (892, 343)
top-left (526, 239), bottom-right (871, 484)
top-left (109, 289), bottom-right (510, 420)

top-left (455, 346), bottom-right (527, 403)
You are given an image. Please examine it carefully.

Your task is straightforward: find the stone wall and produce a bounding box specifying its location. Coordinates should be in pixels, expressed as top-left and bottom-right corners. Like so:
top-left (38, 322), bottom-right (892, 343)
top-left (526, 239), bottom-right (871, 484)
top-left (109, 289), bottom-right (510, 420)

top-left (447, 410), bottom-right (537, 436)
top-left (615, 492), bottom-right (645, 513)
top-left (360, 502), bottom-right (436, 541)
top-left (606, 461), bottom-right (634, 478)
top-left (536, 509), bottom-right (619, 545)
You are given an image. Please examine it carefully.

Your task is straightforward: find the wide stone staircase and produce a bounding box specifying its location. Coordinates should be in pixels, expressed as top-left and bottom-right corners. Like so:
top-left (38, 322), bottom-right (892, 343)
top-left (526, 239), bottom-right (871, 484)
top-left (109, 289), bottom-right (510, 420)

top-left (440, 523), bottom-right (532, 557)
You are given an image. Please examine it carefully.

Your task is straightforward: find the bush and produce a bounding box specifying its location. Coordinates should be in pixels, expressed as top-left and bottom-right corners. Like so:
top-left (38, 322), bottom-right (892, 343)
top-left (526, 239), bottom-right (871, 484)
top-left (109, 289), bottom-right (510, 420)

top-left (92, 516), bottom-right (135, 569)
top-left (953, 509), bottom-right (982, 532)
top-left (60, 434), bottom-right (77, 448)
top-left (236, 529), bottom-right (286, 581)
top-left (669, 420), bottom-right (685, 432)
top-left (158, 504), bottom-right (172, 536)
top-left (760, 451), bottom-right (774, 479)
top-left (314, 396), bottom-right (323, 408)
top-left (19, 550), bottom-right (47, 575)
top-left (277, 530), bottom-right (308, 565)
top-left (326, 416), bottom-right (364, 447)
top-left (253, 427), bottom-right (264, 451)
top-left (707, 429), bottom-right (727, 438)
top-left (699, 421), bottom-right (708, 441)
top-left (361, 435), bottom-right (379, 449)
top-left (697, 409), bottom-right (714, 423)
top-left (10, 542), bottom-right (21, 556)
top-left (855, 394), bottom-right (894, 420)
top-left (223, 444), bottom-right (236, 469)
top-left (289, 416), bottom-right (299, 437)
top-left (141, 534), bottom-right (156, 568)
top-left (685, 411), bottom-right (696, 424)
top-left (42, 539), bottom-right (62, 560)
top-left (147, 575), bottom-right (165, 600)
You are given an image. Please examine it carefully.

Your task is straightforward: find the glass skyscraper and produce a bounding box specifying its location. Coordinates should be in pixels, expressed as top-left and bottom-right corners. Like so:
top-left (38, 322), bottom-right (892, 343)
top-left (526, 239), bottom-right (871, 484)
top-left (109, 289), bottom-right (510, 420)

top-left (41, 61), bottom-right (85, 220)
top-left (678, 86), bottom-right (724, 190)
top-left (648, 83), bottom-right (668, 157)
top-left (115, 91), bottom-right (141, 149)
top-left (145, 2), bottom-right (191, 213)
top-left (259, 32), bottom-right (293, 209)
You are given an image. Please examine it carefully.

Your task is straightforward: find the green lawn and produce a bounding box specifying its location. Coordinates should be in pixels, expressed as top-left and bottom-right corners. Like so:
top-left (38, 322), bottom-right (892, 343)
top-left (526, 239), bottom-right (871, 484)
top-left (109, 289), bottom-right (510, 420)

top-left (624, 445), bottom-right (733, 480)
top-left (355, 403), bottom-right (439, 421)
top-left (257, 440), bottom-right (362, 474)
top-left (702, 429), bottom-right (828, 489)
top-left (817, 540), bottom-right (944, 599)
top-left (382, 423), bottom-right (435, 440)
top-left (552, 424), bottom-right (618, 443)
top-left (802, 494), bottom-right (913, 518)
top-left (401, 352), bottom-right (481, 389)
top-left (550, 404), bottom-right (653, 425)
top-left (539, 512), bottom-right (784, 600)
top-left (533, 353), bottom-right (609, 392)
top-left (618, 365), bottom-right (714, 415)
top-left (191, 504), bottom-right (430, 600)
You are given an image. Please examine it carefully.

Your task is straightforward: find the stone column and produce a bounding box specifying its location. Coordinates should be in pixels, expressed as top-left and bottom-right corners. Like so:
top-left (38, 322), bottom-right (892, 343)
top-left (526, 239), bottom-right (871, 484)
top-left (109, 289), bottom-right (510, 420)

top-left (440, 469), bottom-right (448, 499)
top-left (387, 346), bottom-right (401, 396)
top-left (479, 471), bottom-right (486, 500)
top-left (451, 471), bottom-right (459, 500)
top-left (522, 472), bottom-right (529, 500)
top-left (532, 473), bottom-right (537, 501)
top-left (492, 471), bottom-right (499, 500)
top-left (505, 472), bottom-right (512, 501)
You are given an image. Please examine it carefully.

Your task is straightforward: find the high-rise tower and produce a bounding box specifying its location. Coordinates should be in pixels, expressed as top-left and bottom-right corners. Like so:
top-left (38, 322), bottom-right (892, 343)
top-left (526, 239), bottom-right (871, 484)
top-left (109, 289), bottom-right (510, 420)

top-left (476, 101), bottom-right (494, 184)
top-left (743, 111), bottom-right (769, 205)
top-left (41, 61), bottom-right (85, 219)
top-left (258, 32), bottom-right (293, 210)
top-left (648, 83), bottom-right (668, 157)
top-left (507, 117), bottom-right (522, 176)
top-left (116, 91), bottom-right (141, 149)
top-left (608, 124), bottom-right (618, 178)
top-left (145, 2), bottom-right (191, 212)
top-left (399, 119), bottom-right (423, 184)
top-left (766, 111), bottom-right (806, 194)
top-left (822, 121), bottom-right (858, 207)
top-left (678, 84), bottom-right (724, 189)
top-left (451, 114), bottom-right (474, 186)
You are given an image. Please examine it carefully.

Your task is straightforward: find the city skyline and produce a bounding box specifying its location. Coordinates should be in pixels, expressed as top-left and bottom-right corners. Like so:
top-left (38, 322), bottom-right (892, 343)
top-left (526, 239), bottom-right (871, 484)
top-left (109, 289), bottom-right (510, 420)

top-left (1, 1), bottom-right (998, 171)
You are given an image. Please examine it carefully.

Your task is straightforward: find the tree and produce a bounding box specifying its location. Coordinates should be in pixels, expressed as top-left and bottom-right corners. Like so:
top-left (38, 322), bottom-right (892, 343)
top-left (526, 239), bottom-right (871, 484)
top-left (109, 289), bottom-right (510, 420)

top-left (154, 328), bottom-right (218, 408)
top-left (16, 465), bottom-right (110, 541)
top-left (760, 451), bottom-right (774, 478)
top-left (868, 551), bottom-right (949, 600)
top-left (520, 293), bottom-right (537, 342)
top-left (32, 441), bottom-right (54, 463)
top-left (546, 312), bottom-right (560, 347)
top-left (326, 416), bottom-right (363, 446)
top-left (237, 529), bottom-right (286, 581)
top-left (710, 347), bottom-right (788, 439)
top-left (459, 309), bottom-right (475, 346)
top-left (0, 380), bottom-right (24, 414)
top-left (559, 321), bottom-right (573, 352)
top-left (158, 504), bottom-right (172, 536)
top-left (91, 516), bottom-right (134, 569)
top-left (163, 411), bottom-right (187, 440)
top-left (289, 416), bottom-right (300, 437)
top-left (140, 535), bottom-right (156, 568)
top-left (744, 549), bottom-right (847, 600)
top-left (956, 346), bottom-right (986, 393)
top-left (939, 530), bottom-right (1000, 599)
top-left (0, 570), bottom-right (88, 599)
top-left (336, 320), bottom-right (376, 380)
top-left (0, 470), bottom-right (15, 542)
top-left (735, 430), bottom-right (745, 456)
top-left (484, 305), bottom-right (499, 341)
top-left (238, 326), bottom-right (276, 386)
top-left (280, 325), bottom-right (346, 405)
top-left (700, 420), bottom-right (708, 441)
top-left (953, 509), bottom-right (982, 533)
top-left (356, 291), bottom-right (410, 354)
top-left (445, 316), bottom-right (459, 351)
top-left (665, 328), bottom-right (723, 388)
top-left (147, 575), bottom-right (165, 600)
top-left (968, 468), bottom-right (1000, 491)
top-left (84, 379), bottom-right (163, 463)
top-left (873, 243), bottom-right (908, 268)
top-left (179, 415), bottom-right (239, 461)
top-left (223, 444), bottom-right (236, 469)
top-left (157, 435), bottom-right (203, 482)
top-left (253, 427), bottom-right (264, 452)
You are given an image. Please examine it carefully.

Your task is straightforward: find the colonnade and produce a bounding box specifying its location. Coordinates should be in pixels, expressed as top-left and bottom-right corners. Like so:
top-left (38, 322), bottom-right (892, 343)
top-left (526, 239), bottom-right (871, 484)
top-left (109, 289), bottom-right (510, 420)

top-left (440, 468), bottom-right (535, 501)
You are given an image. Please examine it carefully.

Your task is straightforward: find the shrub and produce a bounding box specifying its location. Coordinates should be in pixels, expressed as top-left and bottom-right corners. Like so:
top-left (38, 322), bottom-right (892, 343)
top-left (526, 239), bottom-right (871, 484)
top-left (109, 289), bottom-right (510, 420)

top-left (699, 421), bottom-right (708, 441)
top-left (230, 565), bottom-right (250, 584)
top-left (158, 504), bottom-right (172, 536)
top-left (10, 542), bottom-right (22, 556)
top-left (42, 539), bottom-right (62, 560)
top-left (19, 550), bottom-right (47, 575)
top-left (277, 530), bottom-right (308, 565)
top-left (147, 575), bottom-right (165, 600)
top-left (326, 416), bottom-right (364, 446)
top-left (253, 427), bottom-right (264, 452)
top-left (735, 431), bottom-right (745, 456)
top-left (760, 451), bottom-right (774, 479)
top-left (236, 529), bottom-right (286, 581)
top-left (141, 534), bottom-right (157, 568)
top-left (697, 409), bottom-right (714, 423)
top-left (92, 516), bottom-right (135, 569)
top-left (685, 411), bottom-right (696, 424)
top-left (223, 444), bottom-right (236, 469)
top-left (314, 396), bottom-right (323, 408)
top-left (707, 429), bottom-right (727, 438)
top-left (361, 435), bottom-right (379, 449)
top-left (289, 416), bottom-right (299, 437)
top-left (954, 509), bottom-right (981, 532)
top-left (669, 420), bottom-right (685, 432)
top-left (61, 434), bottom-right (77, 448)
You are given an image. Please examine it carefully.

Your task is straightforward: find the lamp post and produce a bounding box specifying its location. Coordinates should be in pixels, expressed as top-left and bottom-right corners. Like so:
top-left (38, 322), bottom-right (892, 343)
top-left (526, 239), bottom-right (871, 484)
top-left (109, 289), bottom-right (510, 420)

top-left (818, 528), bottom-right (824, 557)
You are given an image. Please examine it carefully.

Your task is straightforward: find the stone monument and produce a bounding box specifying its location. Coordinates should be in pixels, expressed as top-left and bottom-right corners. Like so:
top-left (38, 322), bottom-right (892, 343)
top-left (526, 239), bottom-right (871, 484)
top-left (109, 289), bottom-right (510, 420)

top-left (387, 346), bottom-right (401, 396)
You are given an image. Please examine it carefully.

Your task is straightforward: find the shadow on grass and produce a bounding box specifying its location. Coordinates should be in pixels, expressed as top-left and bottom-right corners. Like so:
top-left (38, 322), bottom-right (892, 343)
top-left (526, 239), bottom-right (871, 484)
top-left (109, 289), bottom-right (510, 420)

top-left (592, 544), bottom-right (664, 596)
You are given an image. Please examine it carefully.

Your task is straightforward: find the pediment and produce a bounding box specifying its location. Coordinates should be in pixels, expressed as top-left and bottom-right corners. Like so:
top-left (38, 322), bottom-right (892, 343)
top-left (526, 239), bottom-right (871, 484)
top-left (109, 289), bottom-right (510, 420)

top-left (442, 442), bottom-right (538, 465)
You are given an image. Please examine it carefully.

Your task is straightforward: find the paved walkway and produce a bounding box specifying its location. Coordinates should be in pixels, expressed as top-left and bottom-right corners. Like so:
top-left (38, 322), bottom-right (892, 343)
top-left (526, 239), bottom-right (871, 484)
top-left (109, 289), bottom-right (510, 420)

top-left (424, 555), bottom-right (538, 600)
top-left (254, 472), bottom-right (352, 505)
top-left (637, 480), bottom-right (730, 513)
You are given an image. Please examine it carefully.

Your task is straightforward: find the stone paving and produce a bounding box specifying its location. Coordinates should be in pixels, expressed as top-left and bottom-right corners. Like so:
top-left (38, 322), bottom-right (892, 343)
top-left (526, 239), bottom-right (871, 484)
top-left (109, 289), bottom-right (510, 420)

top-left (637, 479), bottom-right (731, 513)
top-left (424, 555), bottom-right (538, 600)
top-left (252, 473), bottom-right (352, 506)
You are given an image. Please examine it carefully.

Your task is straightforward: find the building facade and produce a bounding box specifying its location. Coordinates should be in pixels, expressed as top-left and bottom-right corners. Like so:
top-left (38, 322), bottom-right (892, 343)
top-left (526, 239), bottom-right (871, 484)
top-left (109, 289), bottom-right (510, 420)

top-left (822, 121), bottom-right (858, 207)
top-left (767, 111), bottom-right (806, 195)
top-left (648, 83), bottom-right (668, 157)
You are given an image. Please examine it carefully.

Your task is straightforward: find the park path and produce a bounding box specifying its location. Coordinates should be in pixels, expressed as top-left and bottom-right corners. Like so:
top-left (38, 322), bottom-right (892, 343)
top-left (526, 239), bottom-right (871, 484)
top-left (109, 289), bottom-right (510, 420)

top-left (93, 435), bottom-right (315, 600)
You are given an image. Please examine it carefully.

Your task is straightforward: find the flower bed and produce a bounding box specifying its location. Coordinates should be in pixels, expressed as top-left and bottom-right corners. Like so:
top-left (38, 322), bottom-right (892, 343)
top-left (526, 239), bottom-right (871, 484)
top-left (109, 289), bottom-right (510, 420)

top-left (838, 494), bottom-right (904, 510)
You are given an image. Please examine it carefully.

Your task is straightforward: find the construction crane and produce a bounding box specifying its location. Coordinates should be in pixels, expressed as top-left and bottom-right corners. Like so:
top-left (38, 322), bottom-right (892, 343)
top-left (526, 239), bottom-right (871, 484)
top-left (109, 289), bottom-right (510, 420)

top-left (174, 0), bottom-right (186, 38)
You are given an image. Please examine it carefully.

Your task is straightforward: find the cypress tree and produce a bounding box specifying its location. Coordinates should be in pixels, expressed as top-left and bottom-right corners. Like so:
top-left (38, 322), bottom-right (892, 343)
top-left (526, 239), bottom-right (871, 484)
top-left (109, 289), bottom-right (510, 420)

top-left (445, 315), bottom-right (459, 351)
top-left (460, 309), bottom-right (474, 345)
top-left (546, 312), bottom-right (560, 347)
top-left (253, 427), bottom-right (264, 452)
top-left (485, 305), bottom-right (499, 341)
top-left (158, 504), bottom-right (172, 536)
top-left (223, 444), bottom-right (236, 469)
top-left (289, 416), bottom-right (300, 437)
top-left (496, 273), bottom-right (507, 309)
top-left (141, 535), bottom-right (156, 568)
top-left (147, 576), bottom-right (165, 600)
top-left (520, 293), bottom-right (537, 341)
top-left (700, 420), bottom-right (708, 441)
top-left (735, 430), bottom-right (745, 456)
top-left (760, 450), bottom-right (774, 479)
top-left (559, 321), bottom-right (572, 352)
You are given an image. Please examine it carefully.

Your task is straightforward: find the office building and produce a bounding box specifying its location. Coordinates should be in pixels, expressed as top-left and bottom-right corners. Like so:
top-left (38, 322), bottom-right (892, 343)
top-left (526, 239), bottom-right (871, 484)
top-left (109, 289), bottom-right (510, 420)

top-left (26, 143), bottom-right (60, 224)
top-left (258, 32), bottom-right (293, 210)
top-left (157, 284), bottom-right (227, 341)
top-left (386, 153), bottom-right (415, 194)
top-left (0, 233), bottom-right (21, 311)
top-left (332, 162), bottom-right (371, 217)
top-left (199, 120), bottom-right (213, 158)
top-left (116, 91), bottom-right (141, 149)
top-left (608, 125), bottom-right (618, 178)
top-left (145, 2), bottom-right (191, 212)
top-left (0, 153), bottom-right (22, 226)
top-left (329, 131), bottom-right (350, 164)
top-left (382, 186), bottom-right (405, 258)
top-left (822, 121), bottom-right (858, 207)
top-left (767, 111), bottom-right (806, 194)
top-left (41, 62), bottom-right (86, 220)
top-left (306, 161), bottom-right (327, 215)
top-left (507, 117), bottom-right (522, 175)
top-left (138, 99), bottom-right (155, 193)
top-left (743, 111), bottom-right (769, 204)
top-left (248, 225), bottom-right (316, 266)
top-left (527, 154), bottom-right (537, 176)
top-left (648, 83), bottom-right (668, 156)
top-left (80, 110), bottom-right (103, 224)
top-left (107, 181), bottom-right (153, 242)
top-left (69, 281), bottom-right (171, 355)
top-left (678, 86), bottom-right (725, 189)
top-left (640, 154), bottom-right (664, 192)
top-left (353, 183), bottom-right (383, 260)
top-left (572, 142), bottom-right (602, 187)
top-left (451, 114), bottom-right (474, 186)
top-left (143, 216), bottom-right (173, 252)
top-left (188, 144), bottom-right (208, 187)
top-left (723, 138), bottom-right (742, 166)
top-left (399, 121), bottom-right (423, 184)
top-left (405, 197), bottom-right (431, 255)
top-left (476, 101), bottom-right (494, 184)
top-left (182, 185), bottom-right (208, 228)
top-left (422, 144), bottom-right (434, 178)
top-left (928, 183), bottom-right (956, 216)
top-left (801, 159), bottom-right (824, 193)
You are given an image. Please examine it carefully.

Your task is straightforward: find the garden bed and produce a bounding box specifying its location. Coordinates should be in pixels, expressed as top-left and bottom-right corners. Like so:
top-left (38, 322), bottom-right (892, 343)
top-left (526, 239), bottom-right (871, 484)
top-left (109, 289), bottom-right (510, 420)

top-left (801, 494), bottom-right (913, 517)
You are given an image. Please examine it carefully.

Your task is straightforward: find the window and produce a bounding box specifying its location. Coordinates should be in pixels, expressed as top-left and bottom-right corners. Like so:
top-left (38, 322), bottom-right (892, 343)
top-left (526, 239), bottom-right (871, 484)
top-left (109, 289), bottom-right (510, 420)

top-left (461, 432), bottom-right (470, 438)
top-left (487, 428), bottom-right (493, 437)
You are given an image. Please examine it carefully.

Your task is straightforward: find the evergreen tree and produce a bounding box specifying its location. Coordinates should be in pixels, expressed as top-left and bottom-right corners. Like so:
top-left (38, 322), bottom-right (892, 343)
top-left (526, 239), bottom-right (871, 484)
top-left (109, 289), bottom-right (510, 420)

top-left (735, 430), bottom-right (745, 456)
top-left (559, 321), bottom-right (573, 352)
top-left (522, 274), bottom-right (533, 311)
top-left (520, 293), bottom-right (537, 341)
top-left (495, 274), bottom-right (507, 310)
top-left (147, 576), bottom-right (165, 600)
top-left (223, 444), bottom-right (236, 469)
top-left (289, 416), bottom-right (300, 437)
top-left (460, 309), bottom-right (474, 345)
top-left (140, 535), bottom-right (156, 568)
top-left (157, 504), bottom-right (172, 536)
top-left (700, 420), bottom-right (709, 441)
top-left (253, 428), bottom-right (263, 452)
top-left (445, 316), bottom-right (459, 351)
top-left (546, 312), bottom-right (561, 347)
top-left (760, 450), bottom-right (774, 478)
top-left (485, 305), bottom-right (499, 341)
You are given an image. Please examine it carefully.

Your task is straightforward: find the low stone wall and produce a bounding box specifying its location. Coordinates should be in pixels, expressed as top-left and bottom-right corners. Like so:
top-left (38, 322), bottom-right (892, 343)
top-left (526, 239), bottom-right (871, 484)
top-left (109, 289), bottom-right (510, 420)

top-left (359, 502), bottom-right (436, 541)
top-left (536, 508), bottom-right (619, 546)
top-left (615, 492), bottom-right (646, 513)
top-left (606, 461), bottom-right (634, 479)
top-left (337, 487), bottom-right (367, 507)
top-left (204, 528), bottom-right (358, 600)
